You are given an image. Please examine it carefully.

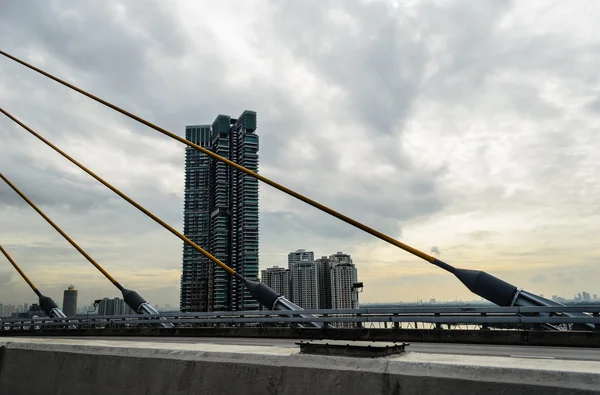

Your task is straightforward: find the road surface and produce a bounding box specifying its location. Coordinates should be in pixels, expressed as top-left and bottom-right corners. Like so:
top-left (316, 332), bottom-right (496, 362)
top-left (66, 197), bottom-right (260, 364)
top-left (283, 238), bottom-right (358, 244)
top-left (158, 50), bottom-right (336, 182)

top-left (22, 336), bottom-right (600, 361)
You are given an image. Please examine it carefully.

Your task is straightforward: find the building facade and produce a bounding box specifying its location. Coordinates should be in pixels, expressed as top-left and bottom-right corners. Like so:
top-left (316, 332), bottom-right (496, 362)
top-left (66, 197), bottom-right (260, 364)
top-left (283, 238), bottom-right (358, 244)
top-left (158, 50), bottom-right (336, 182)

top-left (331, 263), bottom-right (359, 309)
top-left (181, 111), bottom-right (259, 312)
top-left (316, 256), bottom-right (334, 309)
top-left (97, 297), bottom-right (134, 316)
top-left (261, 266), bottom-right (290, 301)
top-left (330, 251), bottom-right (353, 265)
top-left (180, 124), bottom-right (212, 312)
top-left (62, 285), bottom-right (78, 317)
top-left (289, 260), bottom-right (319, 309)
top-left (288, 249), bottom-right (314, 269)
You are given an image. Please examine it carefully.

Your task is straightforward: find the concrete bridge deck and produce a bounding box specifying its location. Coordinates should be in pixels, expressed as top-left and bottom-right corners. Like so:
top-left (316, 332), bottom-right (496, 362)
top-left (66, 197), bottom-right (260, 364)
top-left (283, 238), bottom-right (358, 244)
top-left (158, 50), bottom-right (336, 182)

top-left (1, 337), bottom-right (599, 394)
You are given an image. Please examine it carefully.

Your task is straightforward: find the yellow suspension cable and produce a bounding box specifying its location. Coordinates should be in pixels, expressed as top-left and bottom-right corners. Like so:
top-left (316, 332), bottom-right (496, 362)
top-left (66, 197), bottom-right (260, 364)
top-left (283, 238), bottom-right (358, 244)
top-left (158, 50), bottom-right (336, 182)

top-left (0, 172), bottom-right (124, 289)
top-left (0, 108), bottom-right (236, 276)
top-left (0, 49), bottom-right (436, 264)
top-left (0, 244), bottom-right (41, 296)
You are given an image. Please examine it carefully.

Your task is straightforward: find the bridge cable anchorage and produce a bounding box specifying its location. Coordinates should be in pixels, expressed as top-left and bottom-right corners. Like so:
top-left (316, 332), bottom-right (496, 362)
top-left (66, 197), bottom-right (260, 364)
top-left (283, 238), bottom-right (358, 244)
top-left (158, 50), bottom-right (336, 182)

top-left (1, 51), bottom-right (594, 330)
top-left (0, 108), bottom-right (321, 327)
top-left (0, 244), bottom-right (74, 327)
top-left (0, 172), bottom-right (173, 328)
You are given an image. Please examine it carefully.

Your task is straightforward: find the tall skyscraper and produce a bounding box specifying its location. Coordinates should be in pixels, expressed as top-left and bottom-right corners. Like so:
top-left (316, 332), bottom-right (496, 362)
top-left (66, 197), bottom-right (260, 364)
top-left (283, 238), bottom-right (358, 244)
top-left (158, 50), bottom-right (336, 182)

top-left (181, 124), bottom-right (212, 312)
top-left (290, 260), bottom-right (319, 309)
top-left (62, 285), bottom-right (78, 317)
top-left (316, 256), bottom-right (334, 309)
top-left (288, 249), bottom-right (314, 269)
top-left (180, 111), bottom-right (259, 312)
top-left (261, 266), bottom-right (290, 301)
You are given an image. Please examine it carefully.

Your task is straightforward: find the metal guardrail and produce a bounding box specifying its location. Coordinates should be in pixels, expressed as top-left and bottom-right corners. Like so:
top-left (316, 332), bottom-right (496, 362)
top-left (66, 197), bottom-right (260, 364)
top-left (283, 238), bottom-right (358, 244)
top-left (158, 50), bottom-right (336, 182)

top-left (1, 306), bottom-right (599, 331)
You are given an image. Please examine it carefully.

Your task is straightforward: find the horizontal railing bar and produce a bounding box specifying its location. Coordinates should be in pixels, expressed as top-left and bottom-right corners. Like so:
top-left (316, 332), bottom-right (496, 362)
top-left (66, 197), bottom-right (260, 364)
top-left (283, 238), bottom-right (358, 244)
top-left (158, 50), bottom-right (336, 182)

top-left (2, 315), bottom-right (599, 328)
top-left (2, 305), bottom-right (598, 323)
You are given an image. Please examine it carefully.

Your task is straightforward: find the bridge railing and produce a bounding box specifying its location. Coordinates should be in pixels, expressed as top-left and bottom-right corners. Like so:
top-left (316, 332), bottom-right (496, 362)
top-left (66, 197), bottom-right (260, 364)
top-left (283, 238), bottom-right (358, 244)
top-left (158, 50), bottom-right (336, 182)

top-left (1, 305), bottom-right (599, 331)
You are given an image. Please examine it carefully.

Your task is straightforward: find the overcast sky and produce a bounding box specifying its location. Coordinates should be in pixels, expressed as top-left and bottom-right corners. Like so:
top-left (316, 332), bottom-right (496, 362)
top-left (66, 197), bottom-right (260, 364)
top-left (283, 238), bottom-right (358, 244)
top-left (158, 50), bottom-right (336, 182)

top-left (1, 0), bottom-right (599, 309)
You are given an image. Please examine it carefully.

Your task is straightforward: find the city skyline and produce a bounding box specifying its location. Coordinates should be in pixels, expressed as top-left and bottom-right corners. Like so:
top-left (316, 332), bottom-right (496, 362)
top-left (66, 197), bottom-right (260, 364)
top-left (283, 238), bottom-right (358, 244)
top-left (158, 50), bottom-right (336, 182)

top-left (2, 1), bottom-right (600, 307)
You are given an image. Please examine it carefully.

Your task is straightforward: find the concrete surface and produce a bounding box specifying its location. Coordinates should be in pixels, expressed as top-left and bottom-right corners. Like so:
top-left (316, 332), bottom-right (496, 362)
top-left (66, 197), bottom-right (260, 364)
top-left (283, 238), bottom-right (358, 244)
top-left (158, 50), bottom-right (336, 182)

top-left (1, 337), bottom-right (599, 394)
top-left (4, 326), bottom-right (600, 348)
top-left (43, 336), bottom-right (600, 361)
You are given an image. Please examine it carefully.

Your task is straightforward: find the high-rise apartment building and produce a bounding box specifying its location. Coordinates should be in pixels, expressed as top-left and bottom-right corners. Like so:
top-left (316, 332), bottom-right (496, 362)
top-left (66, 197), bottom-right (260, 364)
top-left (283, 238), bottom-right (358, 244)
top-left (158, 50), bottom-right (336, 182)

top-left (288, 249), bottom-right (314, 269)
top-left (331, 262), bottom-right (359, 309)
top-left (180, 111), bottom-right (259, 312)
top-left (62, 285), bottom-right (78, 317)
top-left (97, 297), bottom-right (134, 316)
top-left (330, 251), bottom-right (353, 265)
top-left (261, 266), bottom-right (290, 301)
top-left (285, 250), bottom-right (360, 311)
top-left (316, 256), bottom-right (334, 309)
top-left (181, 124), bottom-right (212, 312)
top-left (290, 260), bottom-right (319, 309)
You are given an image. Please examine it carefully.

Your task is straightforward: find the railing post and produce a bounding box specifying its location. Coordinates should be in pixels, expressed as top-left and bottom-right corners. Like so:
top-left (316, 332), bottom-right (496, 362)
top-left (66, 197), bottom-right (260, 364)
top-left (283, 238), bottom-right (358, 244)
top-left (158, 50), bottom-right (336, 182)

top-left (357, 313), bottom-right (362, 329)
top-left (435, 313), bottom-right (441, 330)
top-left (393, 313), bottom-right (400, 329)
top-left (481, 313), bottom-right (489, 330)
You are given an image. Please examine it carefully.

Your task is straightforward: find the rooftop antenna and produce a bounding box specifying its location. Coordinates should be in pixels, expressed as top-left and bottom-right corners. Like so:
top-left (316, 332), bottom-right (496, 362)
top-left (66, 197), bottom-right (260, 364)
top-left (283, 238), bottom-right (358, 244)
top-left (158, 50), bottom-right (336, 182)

top-left (0, 244), bottom-right (73, 327)
top-left (0, 50), bottom-right (593, 330)
top-left (0, 110), bottom-right (321, 327)
top-left (0, 173), bottom-right (173, 328)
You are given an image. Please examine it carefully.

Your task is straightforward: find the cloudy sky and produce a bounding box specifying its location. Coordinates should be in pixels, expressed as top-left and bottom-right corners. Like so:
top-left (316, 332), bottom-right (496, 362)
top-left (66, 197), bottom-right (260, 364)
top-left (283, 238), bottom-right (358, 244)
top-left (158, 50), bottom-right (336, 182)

top-left (1, 0), bottom-right (599, 309)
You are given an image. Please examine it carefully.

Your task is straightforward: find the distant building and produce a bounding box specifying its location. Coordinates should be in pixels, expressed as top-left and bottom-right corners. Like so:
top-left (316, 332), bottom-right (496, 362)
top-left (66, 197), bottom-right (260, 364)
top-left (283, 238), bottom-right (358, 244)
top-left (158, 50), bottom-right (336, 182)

top-left (261, 266), bottom-right (291, 302)
top-left (13, 303), bottom-right (46, 318)
top-left (316, 256), bottom-right (334, 309)
top-left (62, 285), bottom-right (78, 317)
top-left (552, 295), bottom-right (567, 303)
top-left (290, 260), bottom-right (319, 310)
top-left (288, 249), bottom-right (314, 269)
top-left (331, 262), bottom-right (359, 310)
top-left (582, 291), bottom-right (591, 302)
top-left (97, 298), bottom-right (134, 316)
top-left (330, 251), bottom-right (353, 265)
top-left (1, 304), bottom-right (15, 317)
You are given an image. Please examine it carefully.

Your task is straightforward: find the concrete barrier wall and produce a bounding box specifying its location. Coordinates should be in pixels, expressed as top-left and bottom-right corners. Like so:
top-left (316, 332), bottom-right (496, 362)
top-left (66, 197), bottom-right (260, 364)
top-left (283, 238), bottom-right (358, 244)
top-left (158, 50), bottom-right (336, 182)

top-left (0, 327), bottom-right (600, 348)
top-left (3, 327), bottom-right (600, 348)
top-left (1, 338), bottom-right (599, 395)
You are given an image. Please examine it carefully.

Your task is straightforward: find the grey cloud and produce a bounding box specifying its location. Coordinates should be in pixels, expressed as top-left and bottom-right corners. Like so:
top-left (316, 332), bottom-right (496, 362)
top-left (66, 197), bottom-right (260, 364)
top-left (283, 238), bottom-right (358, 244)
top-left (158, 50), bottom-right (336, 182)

top-left (1, 0), bottom-right (189, 104)
top-left (268, 0), bottom-right (427, 135)
top-left (586, 96), bottom-right (600, 113)
top-left (2, 1), bottom-right (599, 306)
top-left (530, 273), bottom-right (547, 284)
top-left (467, 231), bottom-right (497, 241)
top-left (0, 133), bottom-right (128, 215)
top-left (0, 271), bottom-right (13, 285)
